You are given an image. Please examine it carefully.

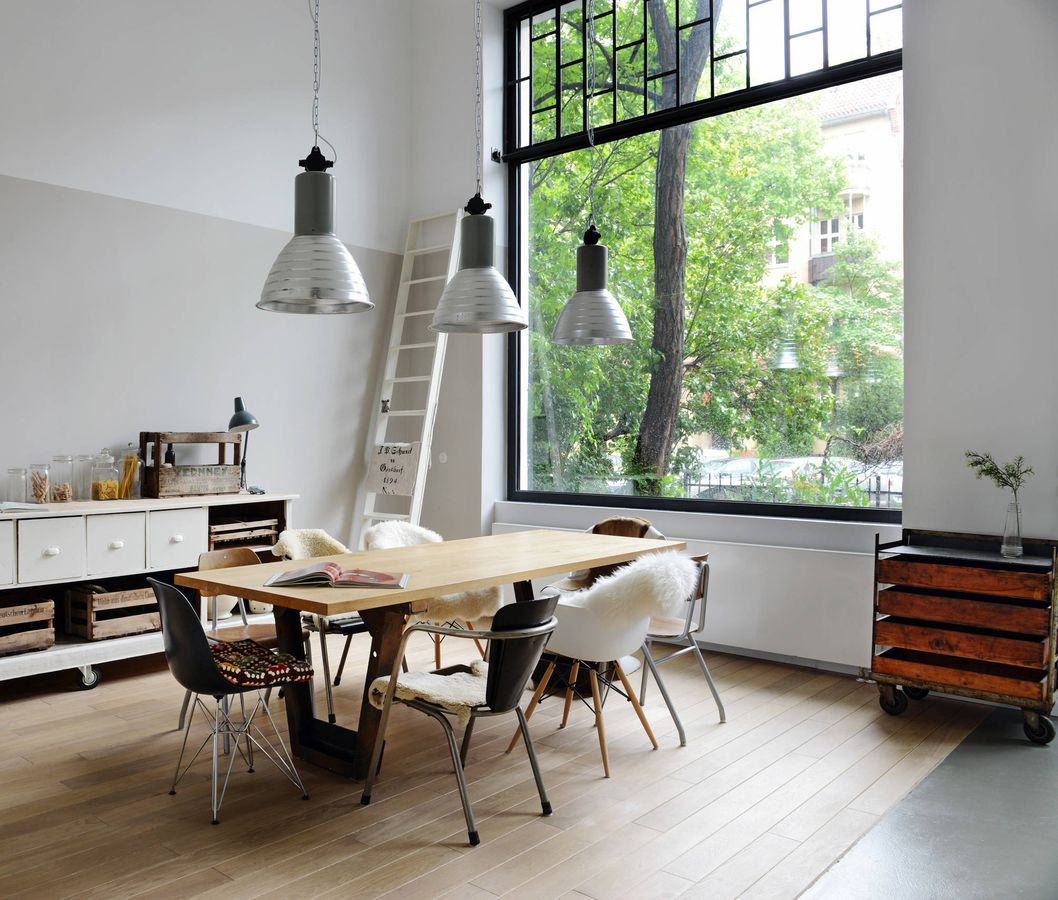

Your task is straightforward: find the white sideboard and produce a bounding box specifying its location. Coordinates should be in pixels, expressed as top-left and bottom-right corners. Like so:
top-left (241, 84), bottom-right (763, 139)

top-left (0, 492), bottom-right (295, 687)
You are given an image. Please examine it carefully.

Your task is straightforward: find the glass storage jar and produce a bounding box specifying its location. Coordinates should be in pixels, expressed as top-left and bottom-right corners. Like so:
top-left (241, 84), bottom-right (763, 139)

top-left (91, 450), bottom-right (119, 501)
top-left (50, 455), bottom-right (73, 502)
top-left (74, 454), bottom-right (94, 501)
top-left (29, 463), bottom-right (49, 504)
top-left (118, 444), bottom-right (141, 499)
top-left (6, 468), bottom-right (27, 503)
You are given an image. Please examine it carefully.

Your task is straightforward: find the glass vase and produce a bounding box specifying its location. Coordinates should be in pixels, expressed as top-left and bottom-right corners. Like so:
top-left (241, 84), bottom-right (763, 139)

top-left (1001, 498), bottom-right (1023, 559)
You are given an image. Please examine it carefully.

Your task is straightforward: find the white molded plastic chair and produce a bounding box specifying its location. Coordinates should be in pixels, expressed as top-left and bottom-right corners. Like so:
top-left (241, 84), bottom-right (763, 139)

top-left (509, 553), bottom-right (694, 777)
top-left (640, 556), bottom-right (725, 723)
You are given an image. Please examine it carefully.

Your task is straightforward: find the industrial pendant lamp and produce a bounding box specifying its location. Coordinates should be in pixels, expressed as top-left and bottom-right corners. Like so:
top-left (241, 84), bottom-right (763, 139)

top-left (551, 0), bottom-right (632, 346)
top-left (258, 0), bottom-right (372, 314)
top-left (431, 0), bottom-right (526, 333)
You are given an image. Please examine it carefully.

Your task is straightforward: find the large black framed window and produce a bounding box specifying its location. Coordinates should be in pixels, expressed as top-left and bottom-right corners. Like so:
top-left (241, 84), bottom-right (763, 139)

top-left (504, 0), bottom-right (904, 523)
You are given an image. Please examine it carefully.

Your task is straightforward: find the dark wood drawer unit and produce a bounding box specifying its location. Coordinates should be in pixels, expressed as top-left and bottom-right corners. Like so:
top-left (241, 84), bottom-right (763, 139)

top-left (870, 530), bottom-right (1057, 744)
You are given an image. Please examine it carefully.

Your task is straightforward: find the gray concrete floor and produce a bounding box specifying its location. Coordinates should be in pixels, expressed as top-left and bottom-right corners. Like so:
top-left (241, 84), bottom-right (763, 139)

top-left (803, 705), bottom-right (1058, 900)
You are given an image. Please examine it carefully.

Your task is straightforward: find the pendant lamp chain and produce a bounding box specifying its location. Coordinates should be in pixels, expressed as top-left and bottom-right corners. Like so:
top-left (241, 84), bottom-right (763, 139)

top-left (312, 0), bottom-right (321, 147)
top-left (474, 0), bottom-right (484, 195)
top-left (586, 0), bottom-right (598, 228)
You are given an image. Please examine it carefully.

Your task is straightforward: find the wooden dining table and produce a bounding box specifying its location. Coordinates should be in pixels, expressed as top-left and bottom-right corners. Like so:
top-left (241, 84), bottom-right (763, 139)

top-left (175, 528), bottom-right (685, 779)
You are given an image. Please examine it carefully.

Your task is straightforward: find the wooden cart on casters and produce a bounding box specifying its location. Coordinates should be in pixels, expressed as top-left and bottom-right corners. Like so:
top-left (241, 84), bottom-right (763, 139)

top-left (870, 529), bottom-right (1056, 745)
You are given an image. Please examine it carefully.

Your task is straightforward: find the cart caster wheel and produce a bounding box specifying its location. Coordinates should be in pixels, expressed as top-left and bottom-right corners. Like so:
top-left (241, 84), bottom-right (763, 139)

top-left (78, 667), bottom-right (102, 690)
top-left (903, 687), bottom-right (930, 701)
top-left (879, 687), bottom-right (908, 716)
top-left (1023, 715), bottom-right (1055, 745)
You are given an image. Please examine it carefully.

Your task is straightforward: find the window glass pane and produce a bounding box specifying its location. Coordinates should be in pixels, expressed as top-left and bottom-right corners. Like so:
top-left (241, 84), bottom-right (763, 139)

top-left (715, 0), bottom-right (747, 53)
top-left (648, 72), bottom-right (678, 112)
top-left (789, 0), bottom-right (822, 34)
top-left (618, 0), bottom-right (646, 44)
top-left (790, 30), bottom-right (823, 76)
top-left (560, 63), bottom-right (585, 135)
top-left (532, 109), bottom-right (556, 143)
top-left (533, 31), bottom-right (557, 113)
top-left (560, 2), bottom-right (583, 66)
top-left (679, 0), bottom-right (706, 27)
top-left (827, 0), bottom-right (868, 66)
top-left (520, 72), bottom-right (904, 510)
top-left (870, 7), bottom-right (902, 55)
top-left (714, 52), bottom-right (747, 95)
top-left (681, 21), bottom-right (714, 102)
top-left (749, 0), bottom-right (785, 86)
top-left (617, 44), bottom-right (648, 119)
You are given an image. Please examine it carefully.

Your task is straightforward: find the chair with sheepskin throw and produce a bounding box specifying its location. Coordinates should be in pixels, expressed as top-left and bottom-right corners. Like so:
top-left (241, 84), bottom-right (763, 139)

top-left (348, 521), bottom-right (504, 671)
top-left (507, 552), bottom-right (696, 777)
top-left (361, 595), bottom-right (560, 847)
top-left (270, 528), bottom-right (365, 725)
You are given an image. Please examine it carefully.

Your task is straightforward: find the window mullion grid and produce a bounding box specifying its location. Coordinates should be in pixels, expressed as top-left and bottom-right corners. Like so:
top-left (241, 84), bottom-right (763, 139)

top-left (642, 0), bottom-right (648, 116)
top-left (782, 0), bottom-right (791, 79)
top-left (709, 0), bottom-right (715, 100)
top-left (744, 0), bottom-right (751, 89)
top-left (675, 0), bottom-right (681, 106)
top-left (821, 0), bottom-right (829, 69)
top-left (865, 0), bottom-right (871, 57)
top-left (557, 5), bottom-right (563, 140)
top-left (611, 4), bottom-right (617, 125)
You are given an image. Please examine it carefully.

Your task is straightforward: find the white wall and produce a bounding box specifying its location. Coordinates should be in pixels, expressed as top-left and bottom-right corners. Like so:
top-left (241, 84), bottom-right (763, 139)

top-left (902, 0), bottom-right (1058, 539)
top-left (0, 1), bottom-right (414, 540)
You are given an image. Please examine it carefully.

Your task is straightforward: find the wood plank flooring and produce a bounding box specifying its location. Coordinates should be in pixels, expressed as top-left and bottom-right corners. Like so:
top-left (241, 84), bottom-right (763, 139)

top-left (0, 633), bottom-right (987, 899)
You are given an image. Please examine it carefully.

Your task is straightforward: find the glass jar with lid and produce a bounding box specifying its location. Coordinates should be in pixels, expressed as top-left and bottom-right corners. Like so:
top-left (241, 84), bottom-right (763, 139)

top-left (50, 455), bottom-right (73, 502)
top-left (29, 463), bottom-right (49, 504)
top-left (91, 450), bottom-right (119, 501)
top-left (74, 454), bottom-right (94, 501)
top-left (6, 468), bottom-right (27, 503)
top-left (118, 444), bottom-right (141, 499)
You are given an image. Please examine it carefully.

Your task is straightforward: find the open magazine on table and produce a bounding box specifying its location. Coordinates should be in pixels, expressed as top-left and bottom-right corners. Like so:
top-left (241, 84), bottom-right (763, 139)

top-left (264, 561), bottom-right (409, 590)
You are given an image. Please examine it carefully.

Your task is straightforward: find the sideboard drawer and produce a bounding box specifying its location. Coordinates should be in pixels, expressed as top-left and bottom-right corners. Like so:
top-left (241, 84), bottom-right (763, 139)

top-left (87, 513), bottom-right (146, 576)
top-left (149, 508), bottom-right (206, 570)
top-left (0, 521), bottom-right (13, 585)
top-left (18, 517), bottom-right (86, 584)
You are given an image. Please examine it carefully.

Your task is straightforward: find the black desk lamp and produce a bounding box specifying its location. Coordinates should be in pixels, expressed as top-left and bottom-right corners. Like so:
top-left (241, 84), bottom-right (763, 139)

top-left (228, 397), bottom-right (264, 494)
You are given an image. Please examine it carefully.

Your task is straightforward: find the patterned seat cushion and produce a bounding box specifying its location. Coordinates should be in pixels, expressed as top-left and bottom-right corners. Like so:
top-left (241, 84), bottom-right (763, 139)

top-left (211, 639), bottom-right (314, 688)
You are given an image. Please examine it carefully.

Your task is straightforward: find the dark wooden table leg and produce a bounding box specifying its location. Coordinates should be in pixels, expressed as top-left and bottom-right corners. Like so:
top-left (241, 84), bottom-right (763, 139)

top-left (513, 580), bottom-right (535, 603)
top-left (272, 603), bottom-right (409, 779)
top-left (355, 605), bottom-right (409, 780)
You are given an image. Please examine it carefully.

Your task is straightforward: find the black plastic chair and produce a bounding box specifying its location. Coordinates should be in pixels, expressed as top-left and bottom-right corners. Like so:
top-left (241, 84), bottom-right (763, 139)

top-left (360, 595), bottom-right (560, 846)
top-left (148, 578), bottom-right (309, 824)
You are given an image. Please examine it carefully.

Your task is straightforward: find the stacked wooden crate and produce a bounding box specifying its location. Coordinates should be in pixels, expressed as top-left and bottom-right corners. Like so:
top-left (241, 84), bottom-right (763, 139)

top-left (66, 585), bottom-right (160, 641)
top-left (871, 529), bottom-right (1056, 744)
top-left (0, 600), bottom-right (55, 656)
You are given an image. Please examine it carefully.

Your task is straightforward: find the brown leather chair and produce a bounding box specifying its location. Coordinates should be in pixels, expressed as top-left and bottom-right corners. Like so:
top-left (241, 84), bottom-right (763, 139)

top-left (548, 515), bottom-right (662, 592)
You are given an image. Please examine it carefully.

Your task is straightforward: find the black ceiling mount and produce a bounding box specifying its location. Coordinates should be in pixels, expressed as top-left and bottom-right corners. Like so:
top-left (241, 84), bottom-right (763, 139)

top-left (583, 223), bottom-right (601, 245)
top-left (299, 146), bottom-right (333, 172)
top-left (464, 192), bottom-right (492, 216)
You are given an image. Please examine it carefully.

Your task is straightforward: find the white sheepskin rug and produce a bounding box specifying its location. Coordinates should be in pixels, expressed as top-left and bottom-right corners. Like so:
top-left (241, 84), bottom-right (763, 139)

top-left (271, 529), bottom-right (349, 560)
top-left (562, 551), bottom-right (697, 620)
top-left (363, 522), bottom-right (503, 623)
top-left (369, 660), bottom-right (488, 725)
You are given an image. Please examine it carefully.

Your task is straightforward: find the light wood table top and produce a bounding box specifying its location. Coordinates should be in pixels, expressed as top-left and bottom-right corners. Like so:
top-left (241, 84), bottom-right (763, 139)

top-left (175, 529), bottom-right (686, 616)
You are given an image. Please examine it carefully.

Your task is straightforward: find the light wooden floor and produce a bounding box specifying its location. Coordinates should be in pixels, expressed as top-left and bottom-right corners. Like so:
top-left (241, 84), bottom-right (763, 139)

top-left (0, 633), bottom-right (987, 900)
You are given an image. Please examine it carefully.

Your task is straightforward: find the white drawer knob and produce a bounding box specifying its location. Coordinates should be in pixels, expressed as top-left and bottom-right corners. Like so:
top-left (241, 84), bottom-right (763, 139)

top-left (170, 534), bottom-right (184, 544)
top-left (43, 546), bottom-right (61, 557)
top-left (109, 540), bottom-right (125, 550)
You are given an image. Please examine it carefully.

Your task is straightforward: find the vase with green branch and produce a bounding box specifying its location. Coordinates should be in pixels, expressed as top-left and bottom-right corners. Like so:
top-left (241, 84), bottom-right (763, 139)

top-left (965, 450), bottom-right (1034, 558)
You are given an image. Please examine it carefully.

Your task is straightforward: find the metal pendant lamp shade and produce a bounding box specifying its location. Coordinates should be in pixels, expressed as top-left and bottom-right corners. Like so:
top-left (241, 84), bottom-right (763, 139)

top-left (552, 227), bottom-right (632, 346)
top-left (258, 152), bottom-right (373, 314)
top-left (431, 199), bottom-right (526, 333)
top-left (228, 397), bottom-right (259, 433)
top-left (771, 337), bottom-right (801, 370)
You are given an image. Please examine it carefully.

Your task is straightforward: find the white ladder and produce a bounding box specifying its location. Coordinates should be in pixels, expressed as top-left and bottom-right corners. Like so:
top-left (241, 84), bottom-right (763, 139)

top-left (353, 210), bottom-right (462, 548)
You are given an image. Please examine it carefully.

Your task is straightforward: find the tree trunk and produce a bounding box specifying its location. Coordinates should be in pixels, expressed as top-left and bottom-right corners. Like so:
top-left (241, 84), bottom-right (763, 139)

top-left (631, 1), bottom-right (716, 494)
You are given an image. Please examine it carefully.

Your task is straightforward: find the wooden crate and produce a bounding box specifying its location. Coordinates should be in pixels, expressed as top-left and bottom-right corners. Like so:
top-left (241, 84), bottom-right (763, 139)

top-left (0, 600), bottom-right (55, 657)
top-left (66, 585), bottom-right (160, 641)
top-left (208, 517), bottom-right (280, 550)
top-left (139, 431), bottom-right (242, 498)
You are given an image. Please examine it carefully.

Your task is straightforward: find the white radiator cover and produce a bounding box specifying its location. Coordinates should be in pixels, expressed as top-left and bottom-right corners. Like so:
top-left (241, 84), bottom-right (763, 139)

top-left (493, 514), bottom-right (896, 671)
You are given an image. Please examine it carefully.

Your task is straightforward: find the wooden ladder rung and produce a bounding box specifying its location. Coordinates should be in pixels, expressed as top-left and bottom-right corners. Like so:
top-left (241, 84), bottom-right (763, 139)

top-left (391, 342), bottom-right (436, 351)
top-left (385, 375), bottom-right (431, 384)
top-left (402, 275), bottom-right (448, 286)
top-left (407, 243), bottom-right (452, 256)
top-left (364, 512), bottom-right (412, 521)
top-left (384, 410), bottom-right (427, 417)
top-left (401, 309), bottom-right (437, 319)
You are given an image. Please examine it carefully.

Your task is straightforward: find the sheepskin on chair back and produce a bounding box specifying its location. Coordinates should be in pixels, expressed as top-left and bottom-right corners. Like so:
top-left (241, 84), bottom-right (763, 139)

top-left (362, 521), bottom-right (442, 551)
top-left (362, 521), bottom-right (502, 623)
top-left (272, 528), bottom-right (349, 560)
top-left (563, 551), bottom-right (697, 621)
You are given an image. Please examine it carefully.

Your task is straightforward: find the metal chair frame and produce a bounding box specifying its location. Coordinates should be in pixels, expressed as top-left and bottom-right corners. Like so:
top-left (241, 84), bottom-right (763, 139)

top-left (361, 613), bottom-right (558, 847)
top-left (149, 578), bottom-right (309, 825)
top-left (639, 559), bottom-right (726, 724)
